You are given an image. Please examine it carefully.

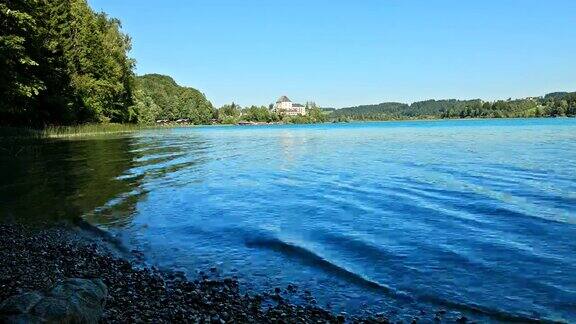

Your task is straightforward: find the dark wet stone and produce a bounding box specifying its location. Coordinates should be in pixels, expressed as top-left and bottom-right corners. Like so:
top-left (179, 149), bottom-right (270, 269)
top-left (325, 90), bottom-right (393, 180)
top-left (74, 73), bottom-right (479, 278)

top-left (30, 297), bottom-right (76, 322)
top-left (0, 281), bottom-right (103, 324)
top-left (1, 313), bottom-right (43, 324)
top-left (0, 278), bottom-right (109, 324)
top-left (286, 283), bottom-right (297, 293)
top-left (49, 278), bottom-right (107, 307)
top-left (0, 292), bottom-right (43, 315)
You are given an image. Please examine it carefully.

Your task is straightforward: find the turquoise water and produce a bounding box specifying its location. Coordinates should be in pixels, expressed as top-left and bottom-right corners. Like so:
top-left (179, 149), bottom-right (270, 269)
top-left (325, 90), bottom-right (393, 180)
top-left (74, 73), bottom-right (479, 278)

top-left (2, 118), bottom-right (575, 321)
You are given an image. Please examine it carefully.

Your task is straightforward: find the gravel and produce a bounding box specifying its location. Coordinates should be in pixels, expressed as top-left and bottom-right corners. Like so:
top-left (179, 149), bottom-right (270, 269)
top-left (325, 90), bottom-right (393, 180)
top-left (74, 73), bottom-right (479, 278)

top-left (0, 223), bottom-right (466, 323)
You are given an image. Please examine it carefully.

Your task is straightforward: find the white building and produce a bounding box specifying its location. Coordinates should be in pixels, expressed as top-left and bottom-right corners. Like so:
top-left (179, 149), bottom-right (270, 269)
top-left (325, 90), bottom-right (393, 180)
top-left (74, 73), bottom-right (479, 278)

top-left (274, 96), bottom-right (306, 116)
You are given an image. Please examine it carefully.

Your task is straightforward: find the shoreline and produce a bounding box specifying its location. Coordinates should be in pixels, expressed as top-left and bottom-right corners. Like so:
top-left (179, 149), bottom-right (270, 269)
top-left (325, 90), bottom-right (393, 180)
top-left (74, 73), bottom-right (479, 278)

top-left (0, 222), bottom-right (479, 323)
top-left (1, 116), bottom-right (573, 139)
top-left (0, 222), bottom-right (402, 323)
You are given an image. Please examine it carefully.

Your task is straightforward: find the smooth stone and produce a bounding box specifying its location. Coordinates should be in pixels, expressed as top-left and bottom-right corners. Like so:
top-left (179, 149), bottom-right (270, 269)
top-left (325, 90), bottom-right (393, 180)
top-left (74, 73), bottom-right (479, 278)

top-left (2, 313), bottom-right (44, 324)
top-left (30, 278), bottom-right (108, 324)
top-left (0, 292), bottom-right (43, 315)
top-left (49, 278), bottom-right (107, 306)
top-left (30, 297), bottom-right (76, 323)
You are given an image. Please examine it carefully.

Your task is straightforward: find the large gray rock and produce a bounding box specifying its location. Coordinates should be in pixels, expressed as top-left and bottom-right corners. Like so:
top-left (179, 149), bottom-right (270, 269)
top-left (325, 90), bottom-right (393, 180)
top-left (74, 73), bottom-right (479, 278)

top-left (0, 278), bottom-right (108, 324)
top-left (0, 292), bottom-right (43, 315)
top-left (1, 313), bottom-right (43, 324)
top-left (30, 297), bottom-right (78, 323)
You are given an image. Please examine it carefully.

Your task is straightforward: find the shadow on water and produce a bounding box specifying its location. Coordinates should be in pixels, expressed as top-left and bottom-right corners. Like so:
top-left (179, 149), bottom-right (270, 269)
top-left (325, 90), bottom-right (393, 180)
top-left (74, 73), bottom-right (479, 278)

top-left (0, 135), bottom-right (143, 227)
top-left (0, 132), bottom-right (213, 228)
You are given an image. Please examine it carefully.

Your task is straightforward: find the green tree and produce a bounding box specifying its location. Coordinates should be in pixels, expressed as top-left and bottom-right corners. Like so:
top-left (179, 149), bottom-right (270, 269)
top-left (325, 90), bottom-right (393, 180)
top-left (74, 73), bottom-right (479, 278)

top-left (131, 89), bottom-right (160, 124)
top-left (244, 105), bottom-right (273, 122)
top-left (133, 74), bottom-right (213, 124)
top-left (217, 102), bottom-right (241, 123)
top-left (0, 0), bottom-right (136, 126)
top-left (0, 0), bottom-right (45, 125)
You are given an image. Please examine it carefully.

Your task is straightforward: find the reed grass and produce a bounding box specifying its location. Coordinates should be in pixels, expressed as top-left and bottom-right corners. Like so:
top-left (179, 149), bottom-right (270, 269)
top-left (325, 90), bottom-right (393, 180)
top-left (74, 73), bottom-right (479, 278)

top-left (0, 123), bottom-right (163, 139)
top-left (42, 123), bottom-right (152, 138)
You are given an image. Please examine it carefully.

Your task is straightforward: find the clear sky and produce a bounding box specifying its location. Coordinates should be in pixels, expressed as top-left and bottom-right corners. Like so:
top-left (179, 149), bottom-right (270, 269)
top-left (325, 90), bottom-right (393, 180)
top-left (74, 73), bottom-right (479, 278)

top-left (88, 0), bottom-right (576, 108)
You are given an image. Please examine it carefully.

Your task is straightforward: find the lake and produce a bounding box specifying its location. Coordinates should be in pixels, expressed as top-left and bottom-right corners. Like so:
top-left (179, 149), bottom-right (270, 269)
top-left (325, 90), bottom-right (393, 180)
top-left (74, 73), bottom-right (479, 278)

top-left (1, 118), bottom-right (575, 322)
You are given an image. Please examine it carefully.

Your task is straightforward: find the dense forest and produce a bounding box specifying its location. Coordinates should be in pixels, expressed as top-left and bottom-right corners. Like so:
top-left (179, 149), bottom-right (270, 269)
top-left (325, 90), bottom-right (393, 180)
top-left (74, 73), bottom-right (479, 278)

top-left (135, 76), bottom-right (328, 125)
top-left (1, 0), bottom-right (135, 126)
top-left (330, 93), bottom-right (576, 121)
top-left (133, 74), bottom-right (214, 124)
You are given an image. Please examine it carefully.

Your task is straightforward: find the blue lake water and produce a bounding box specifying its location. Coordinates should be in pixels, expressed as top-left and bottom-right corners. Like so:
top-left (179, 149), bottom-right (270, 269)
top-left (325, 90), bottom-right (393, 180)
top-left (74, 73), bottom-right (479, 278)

top-left (2, 118), bottom-right (575, 322)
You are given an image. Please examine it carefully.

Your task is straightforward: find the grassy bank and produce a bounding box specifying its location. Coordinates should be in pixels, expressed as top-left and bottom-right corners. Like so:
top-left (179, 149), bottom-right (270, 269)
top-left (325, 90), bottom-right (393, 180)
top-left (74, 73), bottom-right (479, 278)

top-left (43, 123), bottom-right (154, 138)
top-left (0, 124), bottom-right (161, 139)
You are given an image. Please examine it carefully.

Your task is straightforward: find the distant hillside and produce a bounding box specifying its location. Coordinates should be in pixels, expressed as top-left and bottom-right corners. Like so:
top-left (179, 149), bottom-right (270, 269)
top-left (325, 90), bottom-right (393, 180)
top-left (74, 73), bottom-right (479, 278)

top-left (544, 92), bottom-right (571, 100)
top-left (331, 102), bottom-right (409, 119)
top-left (331, 92), bottom-right (576, 120)
top-left (133, 74), bottom-right (214, 124)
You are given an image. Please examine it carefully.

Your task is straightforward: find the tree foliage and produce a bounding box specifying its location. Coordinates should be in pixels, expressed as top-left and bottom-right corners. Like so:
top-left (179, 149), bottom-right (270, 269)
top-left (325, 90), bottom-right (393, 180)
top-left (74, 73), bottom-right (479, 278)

top-left (215, 102), bottom-right (241, 123)
top-left (133, 74), bottom-right (214, 124)
top-left (331, 102), bottom-right (409, 120)
top-left (214, 101), bottom-right (329, 125)
top-left (1, 0), bottom-right (134, 126)
top-left (331, 92), bottom-right (576, 121)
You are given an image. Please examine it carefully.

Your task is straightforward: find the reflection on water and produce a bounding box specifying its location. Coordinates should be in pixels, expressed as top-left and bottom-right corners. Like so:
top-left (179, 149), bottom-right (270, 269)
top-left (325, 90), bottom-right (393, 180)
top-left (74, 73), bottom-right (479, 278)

top-left (0, 136), bottom-right (141, 226)
top-left (0, 133), bottom-right (211, 227)
top-left (1, 119), bottom-right (576, 322)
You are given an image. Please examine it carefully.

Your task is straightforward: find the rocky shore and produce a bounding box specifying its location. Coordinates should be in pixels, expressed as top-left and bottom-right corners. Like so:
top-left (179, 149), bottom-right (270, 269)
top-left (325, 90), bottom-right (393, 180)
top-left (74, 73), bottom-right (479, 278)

top-left (0, 223), bottom-right (397, 323)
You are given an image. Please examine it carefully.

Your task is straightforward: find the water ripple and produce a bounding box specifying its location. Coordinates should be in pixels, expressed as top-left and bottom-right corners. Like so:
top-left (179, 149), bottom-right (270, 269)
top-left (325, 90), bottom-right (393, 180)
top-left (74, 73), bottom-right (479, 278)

top-left (7, 119), bottom-right (573, 322)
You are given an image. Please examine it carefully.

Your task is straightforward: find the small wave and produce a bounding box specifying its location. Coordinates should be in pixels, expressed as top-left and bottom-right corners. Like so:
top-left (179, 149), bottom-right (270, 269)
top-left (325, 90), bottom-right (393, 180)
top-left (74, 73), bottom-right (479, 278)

top-left (244, 232), bottom-right (560, 323)
top-left (243, 233), bottom-right (413, 302)
top-left (72, 218), bottom-right (130, 255)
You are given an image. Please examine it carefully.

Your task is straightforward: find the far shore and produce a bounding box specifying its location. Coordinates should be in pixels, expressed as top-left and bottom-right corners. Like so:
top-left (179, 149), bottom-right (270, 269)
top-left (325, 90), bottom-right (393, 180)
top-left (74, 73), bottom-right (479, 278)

top-left (0, 116), bottom-right (573, 140)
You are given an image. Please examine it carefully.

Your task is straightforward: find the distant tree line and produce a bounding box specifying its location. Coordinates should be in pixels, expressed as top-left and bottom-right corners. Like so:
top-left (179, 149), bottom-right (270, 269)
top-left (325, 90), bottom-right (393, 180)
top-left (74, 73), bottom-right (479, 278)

top-left (215, 102), bottom-right (328, 124)
top-left (330, 93), bottom-right (576, 121)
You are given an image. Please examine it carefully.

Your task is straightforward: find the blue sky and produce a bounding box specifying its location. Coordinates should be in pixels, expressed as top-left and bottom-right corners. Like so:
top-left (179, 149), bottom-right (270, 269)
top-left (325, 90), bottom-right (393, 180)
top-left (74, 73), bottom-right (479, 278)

top-left (89, 0), bottom-right (576, 108)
